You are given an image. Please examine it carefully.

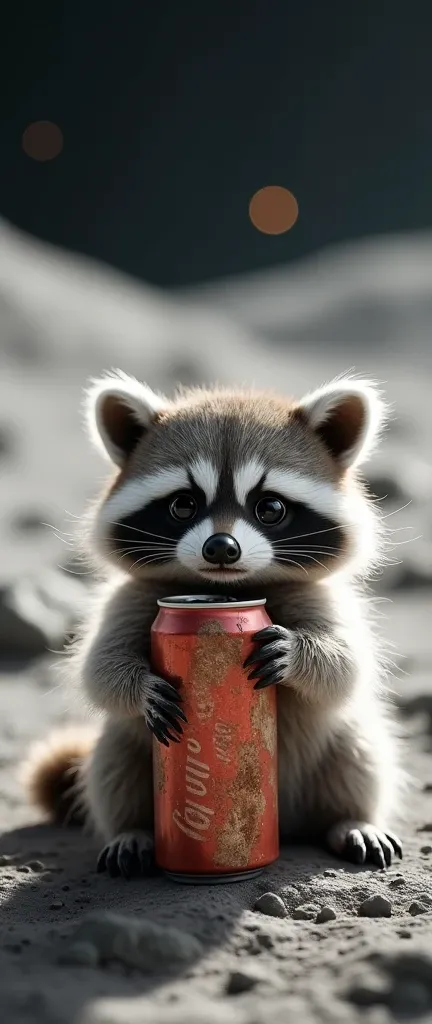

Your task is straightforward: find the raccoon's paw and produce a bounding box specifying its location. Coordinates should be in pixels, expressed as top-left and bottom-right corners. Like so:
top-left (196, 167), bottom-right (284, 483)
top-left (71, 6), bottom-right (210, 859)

top-left (327, 820), bottom-right (403, 870)
top-left (143, 673), bottom-right (187, 746)
top-left (244, 625), bottom-right (294, 690)
top-left (97, 830), bottom-right (155, 879)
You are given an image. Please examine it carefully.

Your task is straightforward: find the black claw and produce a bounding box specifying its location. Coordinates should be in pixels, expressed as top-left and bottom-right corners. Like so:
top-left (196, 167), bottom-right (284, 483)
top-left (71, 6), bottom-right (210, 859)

top-left (253, 626), bottom-right (283, 642)
top-left (345, 832), bottom-right (366, 864)
top-left (119, 849), bottom-right (134, 879)
top-left (157, 680), bottom-right (183, 702)
top-left (251, 665), bottom-right (284, 685)
top-left (106, 847), bottom-right (121, 877)
top-left (254, 673), bottom-right (283, 691)
top-left (247, 655), bottom-right (282, 679)
top-left (370, 846), bottom-right (386, 870)
top-left (97, 847), bottom-right (108, 873)
top-left (386, 831), bottom-right (403, 859)
top-left (246, 651), bottom-right (283, 674)
top-left (157, 707), bottom-right (185, 734)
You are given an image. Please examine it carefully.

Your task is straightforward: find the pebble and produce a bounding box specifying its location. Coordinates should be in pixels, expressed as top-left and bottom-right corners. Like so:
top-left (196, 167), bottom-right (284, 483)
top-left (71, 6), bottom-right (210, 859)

top-left (50, 900), bottom-right (64, 910)
top-left (225, 969), bottom-right (260, 995)
top-left (389, 877), bottom-right (406, 888)
top-left (358, 895), bottom-right (392, 918)
top-left (17, 866), bottom-right (31, 874)
top-left (409, 902), bottom-right (428, 916)
top-left (28, 860), bottom-right (45, 872)
top-left (253, 893), bottom-right (288, 919)
top-left (292, 904), bottom-right (320, 921)
top-left (420, 845), bottom-right (432, 854)
top-left (316, 906), bottom-right (337, 924)
top-left (323, 869), bottom-right (337, 878)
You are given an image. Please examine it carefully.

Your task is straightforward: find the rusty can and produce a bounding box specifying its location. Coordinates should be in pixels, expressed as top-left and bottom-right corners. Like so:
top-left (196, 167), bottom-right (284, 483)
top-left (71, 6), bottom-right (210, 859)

top-left (151, 595), bottom-right (279, 883)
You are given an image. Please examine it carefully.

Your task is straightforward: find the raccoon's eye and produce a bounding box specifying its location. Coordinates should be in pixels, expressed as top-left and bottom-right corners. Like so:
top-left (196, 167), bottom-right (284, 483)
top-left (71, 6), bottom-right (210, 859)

top-left (169, 492), bottom-right (198, 522)
top-left (255, 495), bottom-right (286, 526)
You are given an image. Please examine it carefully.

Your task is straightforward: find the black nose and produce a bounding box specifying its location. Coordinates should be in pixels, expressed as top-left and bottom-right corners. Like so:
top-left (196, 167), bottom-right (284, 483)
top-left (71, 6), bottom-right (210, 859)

top-left (202, 533), bottom-right (241, 565)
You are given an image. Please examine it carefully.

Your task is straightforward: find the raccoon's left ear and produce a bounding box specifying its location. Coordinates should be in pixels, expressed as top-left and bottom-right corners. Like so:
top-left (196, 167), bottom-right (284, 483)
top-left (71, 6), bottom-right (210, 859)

top-left (84, 370), bottom-right (169, 467)
top-left (296, 379), bottom-right (387, 469)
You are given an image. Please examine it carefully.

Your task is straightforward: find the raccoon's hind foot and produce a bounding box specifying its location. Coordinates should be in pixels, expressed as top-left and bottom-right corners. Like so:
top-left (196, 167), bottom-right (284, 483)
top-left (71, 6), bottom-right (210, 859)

top-left (97, 830), bottom-right (155, 879)
top-left (327, 820), bottom-right (403, 870)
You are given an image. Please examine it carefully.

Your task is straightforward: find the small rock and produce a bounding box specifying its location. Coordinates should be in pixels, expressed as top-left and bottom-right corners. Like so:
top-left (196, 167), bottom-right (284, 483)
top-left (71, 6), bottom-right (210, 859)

top-left (17, 866), bottom-right (31, 874)
top-left (316, 906), bottom-right (337, 924)
top-left (420, 845), bottom-right (432, 854)
top-left (293, 904), bottom-right (320, 921)
top-left (423, 783), bottom-right (432, 792)
top-left (28, 860), bottom-right (45, 872)
top-left (50, 900), bottom-right (64, 910)
top-left (61, 885), bottom-right (70, 891)
top-left (409, 902), bottom-right (427, 916)
top-left (389, 877), bottom-right (406, 888)
top-left (418, 823), bottom-right (432, 832)
top-left (253, 892), bottom-right (287, 918)
top-left (256, 932), bottom-right (273, 950)
top-left (226, 969), bottom-right (260, 995)
top-left (358, 895), bottom-right (392, 919)
top-left (323, 869), bottom-right (337, 878)
top-left (397, 929), bottom-right (412, 939)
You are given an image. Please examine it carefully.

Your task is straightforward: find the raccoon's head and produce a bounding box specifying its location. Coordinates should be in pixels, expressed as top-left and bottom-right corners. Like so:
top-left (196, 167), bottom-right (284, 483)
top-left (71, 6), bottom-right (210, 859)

top-left (84, 370), bottom-right (386, 587)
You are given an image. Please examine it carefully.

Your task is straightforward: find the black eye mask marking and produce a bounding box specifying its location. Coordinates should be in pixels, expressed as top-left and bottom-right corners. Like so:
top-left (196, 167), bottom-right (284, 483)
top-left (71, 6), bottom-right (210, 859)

top-left (244, 482), bottom-right (344, 565)
top-left (110, 480), bottom-right (208, 565)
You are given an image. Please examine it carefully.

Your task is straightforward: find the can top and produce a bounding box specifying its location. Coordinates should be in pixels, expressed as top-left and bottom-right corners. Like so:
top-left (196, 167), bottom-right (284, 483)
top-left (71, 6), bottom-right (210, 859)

top-left (156, 594), bottom-right (267, 609)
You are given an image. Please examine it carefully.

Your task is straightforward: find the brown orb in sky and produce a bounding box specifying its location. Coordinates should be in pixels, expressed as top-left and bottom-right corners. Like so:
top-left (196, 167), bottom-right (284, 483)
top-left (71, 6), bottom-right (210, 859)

top-left (249, 185), bottom-right (299, 235)
top-left (22, 121), bottom-right (63, 162)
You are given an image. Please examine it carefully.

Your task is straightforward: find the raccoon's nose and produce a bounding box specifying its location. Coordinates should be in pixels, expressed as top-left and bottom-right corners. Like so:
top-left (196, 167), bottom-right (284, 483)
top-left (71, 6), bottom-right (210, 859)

top-left (202, 533), bottom-right (241, 565)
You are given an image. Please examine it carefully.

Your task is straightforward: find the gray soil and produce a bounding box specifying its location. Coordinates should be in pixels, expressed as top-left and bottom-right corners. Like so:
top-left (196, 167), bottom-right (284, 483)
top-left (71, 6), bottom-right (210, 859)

top-left (1, 219), bottom-right (432, 1024)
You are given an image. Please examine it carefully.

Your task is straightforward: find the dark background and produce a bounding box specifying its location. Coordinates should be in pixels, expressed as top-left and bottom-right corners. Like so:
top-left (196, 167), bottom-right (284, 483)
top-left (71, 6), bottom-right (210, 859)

top-left (3, 2), bottom-right (432, 287)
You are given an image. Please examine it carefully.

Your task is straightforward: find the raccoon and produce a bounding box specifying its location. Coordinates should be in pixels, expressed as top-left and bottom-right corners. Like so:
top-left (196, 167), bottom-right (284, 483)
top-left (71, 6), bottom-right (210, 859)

top-left (23, 369), bottom-right (403, 877)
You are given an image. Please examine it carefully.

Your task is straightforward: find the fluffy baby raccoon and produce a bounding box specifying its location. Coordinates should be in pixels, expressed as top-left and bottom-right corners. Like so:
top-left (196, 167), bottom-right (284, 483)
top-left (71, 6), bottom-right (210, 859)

top-left (24, 369), bottom-right (403, 877)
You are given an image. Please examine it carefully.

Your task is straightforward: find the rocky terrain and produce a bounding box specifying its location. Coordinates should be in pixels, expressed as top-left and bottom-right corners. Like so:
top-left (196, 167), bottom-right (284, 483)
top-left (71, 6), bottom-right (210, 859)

top-left (1, 218), bottom-right (432, 1023)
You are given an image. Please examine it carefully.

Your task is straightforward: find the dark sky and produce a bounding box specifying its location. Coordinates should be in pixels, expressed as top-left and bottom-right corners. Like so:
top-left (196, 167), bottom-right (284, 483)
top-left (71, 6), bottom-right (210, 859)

top-left (3, 2), bottom-right (432, 287)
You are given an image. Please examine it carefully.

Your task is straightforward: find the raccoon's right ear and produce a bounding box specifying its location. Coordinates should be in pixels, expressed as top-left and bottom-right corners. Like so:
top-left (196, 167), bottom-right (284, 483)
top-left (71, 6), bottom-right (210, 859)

top-left (84, 370), bottom-right (168, 467)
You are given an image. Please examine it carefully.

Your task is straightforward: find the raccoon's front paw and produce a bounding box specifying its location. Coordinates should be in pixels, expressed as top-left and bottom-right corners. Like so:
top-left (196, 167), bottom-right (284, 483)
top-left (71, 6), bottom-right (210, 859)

top-left (243, 625), bottom-right (294, 690)
top-left (97, 830), bottom-right (155, 879)
top-left (143, 673), bottom-right (187, 746)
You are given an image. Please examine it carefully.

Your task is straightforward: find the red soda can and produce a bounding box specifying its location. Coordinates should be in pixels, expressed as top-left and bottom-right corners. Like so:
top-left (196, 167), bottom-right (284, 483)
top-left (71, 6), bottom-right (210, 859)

top-left (151, 595), bottom-right (279, 883)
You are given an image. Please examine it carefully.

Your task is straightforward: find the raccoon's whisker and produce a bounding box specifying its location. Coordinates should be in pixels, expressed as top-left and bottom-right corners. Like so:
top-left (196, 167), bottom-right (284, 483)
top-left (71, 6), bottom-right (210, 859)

top-left (273, 556), bottom-right (309, 575)
top-left (115, 546), bottom-right (176, 562)
top-left (273, 549), bottom-right (339, 559)
top-left (106, 521), bottom-right (180, 544)
top-left (276, 553), bottom-right (331, 572)
top-left (112, 539), bottom-right (177, 548)
top-left (129, 554), bottom-right (173, 571)
top-left (387, 534), bottom-right (422, 547)
top-left (41, 522), bottom-right (75, 543)
top-left (271, 525), bottom-right (346, 544)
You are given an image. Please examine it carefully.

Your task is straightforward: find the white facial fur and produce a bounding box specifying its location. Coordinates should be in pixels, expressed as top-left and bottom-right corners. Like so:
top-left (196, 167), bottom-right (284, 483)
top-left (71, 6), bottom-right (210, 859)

top-left (177, 515), bottom-right (273, 580)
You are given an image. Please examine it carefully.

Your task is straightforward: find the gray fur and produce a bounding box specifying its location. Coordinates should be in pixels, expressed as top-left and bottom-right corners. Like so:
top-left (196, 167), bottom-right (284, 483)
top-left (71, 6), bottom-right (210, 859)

top-left (29, 373), bottom-right (405, 869)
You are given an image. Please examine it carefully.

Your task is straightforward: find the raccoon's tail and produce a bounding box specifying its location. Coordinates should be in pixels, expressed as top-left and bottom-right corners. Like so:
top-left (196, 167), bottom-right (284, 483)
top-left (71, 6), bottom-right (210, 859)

top-left (21, 726), bottom-right (98, 827)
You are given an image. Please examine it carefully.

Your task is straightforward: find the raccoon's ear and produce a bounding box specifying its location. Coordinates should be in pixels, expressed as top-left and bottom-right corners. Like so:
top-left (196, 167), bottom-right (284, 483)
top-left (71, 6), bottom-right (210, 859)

top-left (296, 379), bottom-right (387, 469)
top-left (84, 370), bottom-right (168, 466)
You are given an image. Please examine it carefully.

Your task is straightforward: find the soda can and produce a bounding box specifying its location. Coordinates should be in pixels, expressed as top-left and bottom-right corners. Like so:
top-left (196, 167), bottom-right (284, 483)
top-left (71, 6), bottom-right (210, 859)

top-left (151, 595), bottom-right (279, 883)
